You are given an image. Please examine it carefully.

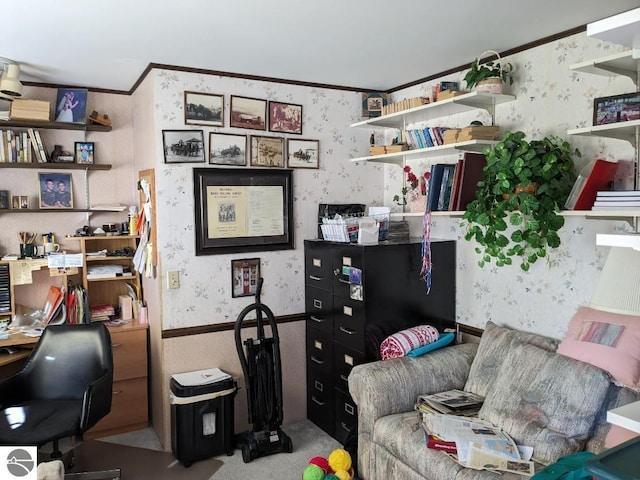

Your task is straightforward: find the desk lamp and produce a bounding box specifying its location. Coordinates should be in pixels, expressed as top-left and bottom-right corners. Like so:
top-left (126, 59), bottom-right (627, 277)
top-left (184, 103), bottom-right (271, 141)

top-left (0, 58), bottom-right (22, 99)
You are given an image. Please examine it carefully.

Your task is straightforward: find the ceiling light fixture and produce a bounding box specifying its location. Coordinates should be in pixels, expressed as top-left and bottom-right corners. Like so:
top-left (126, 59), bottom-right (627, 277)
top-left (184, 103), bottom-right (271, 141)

top-left (0, 60), bottom-right (22, 98)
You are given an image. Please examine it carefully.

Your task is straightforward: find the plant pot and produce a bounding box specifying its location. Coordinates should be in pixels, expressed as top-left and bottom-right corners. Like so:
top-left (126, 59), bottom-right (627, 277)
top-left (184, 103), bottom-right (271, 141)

top-left (475, 77), bottom-right (503, 94)
top-left (502, 183), bottom-right (537, 201)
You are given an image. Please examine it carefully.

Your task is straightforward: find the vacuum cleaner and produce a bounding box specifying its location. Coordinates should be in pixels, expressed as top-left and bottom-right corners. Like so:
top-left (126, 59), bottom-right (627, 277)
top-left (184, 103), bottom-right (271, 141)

top-left (234, 277), bottom-right (293, 463)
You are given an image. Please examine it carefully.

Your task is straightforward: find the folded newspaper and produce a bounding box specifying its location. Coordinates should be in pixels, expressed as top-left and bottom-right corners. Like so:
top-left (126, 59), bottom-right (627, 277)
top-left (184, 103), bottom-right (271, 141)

top-left (422, 413), bottom-right (535, 477)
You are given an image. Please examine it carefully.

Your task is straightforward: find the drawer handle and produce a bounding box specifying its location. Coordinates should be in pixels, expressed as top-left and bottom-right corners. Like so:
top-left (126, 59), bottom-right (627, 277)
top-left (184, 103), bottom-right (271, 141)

top-left (311, 356), bottom-right (324, 365)
top-left (340, 422), bottom-right (352, 432)
top-left (309, 275), bottom-right (323, 282)
top-left (310, 315), bottom-right (325, 323)
top-left (338, 278), bottom-right (350, 284)
top-left (312, 396), bottom-right (325, 406)
top-left (112, 390), bottom-right (124, 396)
top-left (314, 380), bottom-right (324, 392)
top-left (340, 374), bottom-right (349, 382)
top-left (112, 343), bottom-right (122, 348)
top-left (313, 299), bottom-right (323, 309)
top-left (345, 403), bottom-right (355, 415)
top-left (339, 326), bottom-right (356, 335)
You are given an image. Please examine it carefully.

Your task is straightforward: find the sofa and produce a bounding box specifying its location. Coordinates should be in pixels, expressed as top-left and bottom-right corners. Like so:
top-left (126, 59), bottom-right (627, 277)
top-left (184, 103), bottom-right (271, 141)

top-left (348, 321), bottom-right (640, 480)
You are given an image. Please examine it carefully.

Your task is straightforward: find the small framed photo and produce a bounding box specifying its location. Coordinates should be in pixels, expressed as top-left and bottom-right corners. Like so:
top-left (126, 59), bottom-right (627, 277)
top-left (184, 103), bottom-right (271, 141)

top-left (287, 139), bottom-right (319, 169)
top-left (19, 196), bottom-right (29, 209)
top-left (11, 196), bottom-right (20, 209)
top-left (74, 142), bottom-right (95, 164)
top-left (39, 173), bottom-right (73, 209)
top-left (55, 88), bottom-right (88, 124)
top-left (250, 136), bottom-right (284, 167)
top-left (231, 258), bottom-right (260, 298)
top-left (230, 96), bottom-right (267, 130)
top-left (593, 92), bottom-right (640, 125)
top-left (269, 101), bottom-right (302, 134)
top-left (184, 91), bottom-right (224, 126)
top-left (362, 92), bottom-right (388, 118)
top-left (209, 132), bottom-right (247, 166)
top-left (0, 190), bottom-right (8, 209)
top-left (162, 130), bottom-right (205, 163)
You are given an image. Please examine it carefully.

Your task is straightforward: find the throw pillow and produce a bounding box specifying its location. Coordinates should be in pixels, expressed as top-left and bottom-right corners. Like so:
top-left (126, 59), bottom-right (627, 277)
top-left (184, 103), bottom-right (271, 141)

top-left (379, 325), bottom-right (439, 360)
top-left (406, 332), bottom-right (455, 357)
top-left (557, 306), bottom-right (640, 391)
top-left (479, 342), bottom-right (610, 465)
top-left (464, 321), bottom-right (559, 397)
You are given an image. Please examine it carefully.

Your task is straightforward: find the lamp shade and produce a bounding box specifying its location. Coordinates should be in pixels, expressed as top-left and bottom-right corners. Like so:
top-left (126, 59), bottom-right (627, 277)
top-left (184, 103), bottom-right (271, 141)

top-left (590, 246), bottom-right (640, 315)
top-left (0, 64), bottom-right (22, 97)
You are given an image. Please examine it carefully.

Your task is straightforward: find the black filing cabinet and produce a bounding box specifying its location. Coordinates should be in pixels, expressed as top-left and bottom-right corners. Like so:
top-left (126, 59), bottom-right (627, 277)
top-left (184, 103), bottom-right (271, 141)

top-left (304, 238), bottom-right (456, 443)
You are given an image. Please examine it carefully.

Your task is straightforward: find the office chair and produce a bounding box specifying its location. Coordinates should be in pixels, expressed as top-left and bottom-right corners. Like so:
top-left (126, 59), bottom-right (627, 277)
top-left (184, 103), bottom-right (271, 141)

top-left (0, 323), bottom-right (114, 470)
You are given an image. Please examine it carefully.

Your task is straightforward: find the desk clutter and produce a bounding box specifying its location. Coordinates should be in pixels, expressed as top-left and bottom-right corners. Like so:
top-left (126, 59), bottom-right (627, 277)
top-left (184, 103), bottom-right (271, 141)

top-left (318, 203), bottom-right (393, 245)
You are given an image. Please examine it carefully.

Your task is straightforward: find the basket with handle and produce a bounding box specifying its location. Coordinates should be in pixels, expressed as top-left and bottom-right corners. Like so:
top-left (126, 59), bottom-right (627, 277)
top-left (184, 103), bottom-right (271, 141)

top-left (471, 50), bottom-right (505, 93)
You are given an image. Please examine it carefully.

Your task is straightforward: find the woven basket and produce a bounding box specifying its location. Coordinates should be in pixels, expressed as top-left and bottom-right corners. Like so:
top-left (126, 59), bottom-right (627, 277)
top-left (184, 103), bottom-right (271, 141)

top-left (473, 50), bottom-right (504, 94)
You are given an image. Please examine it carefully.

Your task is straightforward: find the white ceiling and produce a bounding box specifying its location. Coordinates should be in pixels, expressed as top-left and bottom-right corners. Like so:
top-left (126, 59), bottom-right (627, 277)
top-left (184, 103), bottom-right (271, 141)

top-left (3, 0), bottom-right (640, 93)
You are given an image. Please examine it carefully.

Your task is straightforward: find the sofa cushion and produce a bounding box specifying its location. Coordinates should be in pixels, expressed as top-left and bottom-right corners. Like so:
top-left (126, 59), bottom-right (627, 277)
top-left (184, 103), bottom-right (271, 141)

top-left (478, 343), bottom-right (610, 465)
top-left (464, 321), bottom-right (559, 397)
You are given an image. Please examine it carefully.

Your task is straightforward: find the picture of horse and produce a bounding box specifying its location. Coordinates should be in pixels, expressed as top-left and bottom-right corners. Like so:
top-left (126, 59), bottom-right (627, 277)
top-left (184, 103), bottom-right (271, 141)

top-left (162, 130), bottom-right (205, 163)
top-left (184, 91), bottom-right (224, 126)
top-left (250, 136), bottom-right (284, 167)
top-left (287, 139), bottom-right (319, 169)
top-left (230, 96), bottom-right (267, 130)
top-left (209, 132), bottom-right (247, 166)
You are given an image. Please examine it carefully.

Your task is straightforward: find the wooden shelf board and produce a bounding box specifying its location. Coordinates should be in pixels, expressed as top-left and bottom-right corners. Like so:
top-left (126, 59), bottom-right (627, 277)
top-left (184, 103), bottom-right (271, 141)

top-left (0, 163), bottom-right (111, 170)
top-left (0, 119), bottom-right (111, 132)
top-left (351, 140), bottom-right (496, 163)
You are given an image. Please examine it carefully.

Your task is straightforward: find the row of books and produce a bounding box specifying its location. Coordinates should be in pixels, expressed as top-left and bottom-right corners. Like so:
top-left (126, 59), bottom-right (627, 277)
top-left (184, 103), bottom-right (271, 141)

top-left (592, 189), bottom-right (640, 209)
top-left (403, 127), bottom-right (452, 149)
top-left (381, 96), bottom-right (430, 116)
top-left (426, 153), bottom-right (487, 212)
top-left (0, 264), bottom-right (10, 314)
top-left (0, 128), bottom-right (49, 163)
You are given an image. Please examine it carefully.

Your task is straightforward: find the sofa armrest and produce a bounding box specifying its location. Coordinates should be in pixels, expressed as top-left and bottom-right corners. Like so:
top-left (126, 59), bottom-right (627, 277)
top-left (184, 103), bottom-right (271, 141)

top-left (348, 343), bottom-right (478, 480)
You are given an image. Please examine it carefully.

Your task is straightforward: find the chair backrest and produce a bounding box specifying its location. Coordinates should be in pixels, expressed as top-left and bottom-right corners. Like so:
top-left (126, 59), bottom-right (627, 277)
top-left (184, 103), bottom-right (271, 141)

top-left (22, 323), bottom-right (113, 400)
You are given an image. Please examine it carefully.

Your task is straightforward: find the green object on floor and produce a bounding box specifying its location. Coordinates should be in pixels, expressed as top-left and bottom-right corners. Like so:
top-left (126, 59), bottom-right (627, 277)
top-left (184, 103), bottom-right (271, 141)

top-left (531, 452), bottom-right (596, 480)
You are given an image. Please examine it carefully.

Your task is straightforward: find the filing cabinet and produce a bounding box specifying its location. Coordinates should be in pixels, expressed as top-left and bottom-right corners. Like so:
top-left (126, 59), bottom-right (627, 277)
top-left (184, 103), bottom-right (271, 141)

top-left (304, 238), bottom-right (456, 441)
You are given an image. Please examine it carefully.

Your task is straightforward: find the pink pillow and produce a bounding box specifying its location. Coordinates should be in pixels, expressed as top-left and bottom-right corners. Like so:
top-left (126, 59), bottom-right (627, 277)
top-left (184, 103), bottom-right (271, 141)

top-left (557, 306), bottom-right (640, 390)
top-left (380, 325), bottom-right (439, 360)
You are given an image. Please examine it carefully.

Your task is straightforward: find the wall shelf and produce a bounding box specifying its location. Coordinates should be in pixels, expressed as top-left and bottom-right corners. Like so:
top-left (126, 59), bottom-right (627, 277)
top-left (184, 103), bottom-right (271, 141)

top-left (0, 163), bottom-right (111, 170)
top-left (390, 209), bottom-right (640, 222)
top-left (569, 50), bottom-right (639, 83)
top-left (568, 119), bottom-right (640, 145)
top-left (0, 119), bottom-right (111, 132)
top-left (350, 139), bottom-right (496, 164)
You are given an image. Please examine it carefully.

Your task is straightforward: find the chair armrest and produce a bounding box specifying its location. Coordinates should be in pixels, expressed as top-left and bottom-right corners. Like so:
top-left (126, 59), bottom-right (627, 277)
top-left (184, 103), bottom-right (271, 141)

top-left (80, 372), bottom-right (113, 431)
top-left (0, 375), bottom-right (27, 407)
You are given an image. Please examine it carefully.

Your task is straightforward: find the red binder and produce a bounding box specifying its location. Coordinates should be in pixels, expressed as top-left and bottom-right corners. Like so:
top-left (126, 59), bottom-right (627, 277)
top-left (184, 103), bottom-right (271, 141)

top-left (572, 159), bottom-right (619, 210)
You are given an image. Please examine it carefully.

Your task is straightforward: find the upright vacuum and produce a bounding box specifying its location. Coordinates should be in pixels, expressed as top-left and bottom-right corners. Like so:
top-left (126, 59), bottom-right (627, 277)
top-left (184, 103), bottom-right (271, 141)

top-left (234, 278), bottom-right (293, 463)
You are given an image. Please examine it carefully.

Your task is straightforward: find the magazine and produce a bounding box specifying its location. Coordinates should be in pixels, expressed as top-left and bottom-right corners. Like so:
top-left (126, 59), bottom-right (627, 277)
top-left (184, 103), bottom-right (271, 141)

top-left (418, 389), bottom-right (484, 415)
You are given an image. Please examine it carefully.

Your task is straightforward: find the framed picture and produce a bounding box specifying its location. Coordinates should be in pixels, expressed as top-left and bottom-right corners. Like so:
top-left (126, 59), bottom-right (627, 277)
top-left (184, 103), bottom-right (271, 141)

top-left (230, 96), bottom-right (267, 130)
top-left (184, 91), bottom-right (224, 126)
top-left (74, 141), bottom-right (95, 164)
top-left (0, 190), bottom-right (8, 209)
top-left (209, 132), bottom-right (247, 166)
top-left (250, 136), bottom-right (284, 167)
top-left (362, 92), bottom-right (388, 118)
top-left (287, 139), bottom-right (319, 169)
top-left (38, 173), bottom-right (73, 209)
top-left (231, 258), bottom-right (260, 298)
top-left (19, 196), bottom-right (29, 209)
top-left (268, 101), bottom-right (302, 134)
top-left (593, 92), bottom-right (640, 125)
top-left (193, 167), bottom-right (294, 255)
top-left (55, 88), bottom-right (88, 124)
top-left (11, 196), bottom-right (20, 209)
top-left (162, 130), bottom-right (205, 163)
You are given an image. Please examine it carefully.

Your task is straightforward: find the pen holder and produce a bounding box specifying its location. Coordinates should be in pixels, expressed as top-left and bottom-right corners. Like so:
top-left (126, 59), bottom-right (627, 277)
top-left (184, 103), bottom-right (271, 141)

top-left (20, 243), bottom-right (37, 259)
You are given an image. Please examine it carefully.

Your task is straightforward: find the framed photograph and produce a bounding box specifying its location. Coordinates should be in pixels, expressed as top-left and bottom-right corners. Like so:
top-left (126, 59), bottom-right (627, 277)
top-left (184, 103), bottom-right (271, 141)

top-left (55, 88), bottom-right (88, 124)
top-left (209, 132), bottom-right (247, 166)
top-left (287, 139), bottom-right (319, 169)
top-left (184, 91), bottom-right (224, 126)
top-left (38, 173), bottom-right (73, 209)
top-left (362, 92), bottom-right (389, 118)
top-left (74, 141), bottom-right (95, 164)
top-left (269, 101), bottom-right (302, 134)
top-left (231, 258), bottom-right (260, 298)
top-left (19, 196), bottom-right (29, 209)
top-left (193, 167), bottom-right (294, 255)
top-left (11, 196), bottom-right (20, 209)
top-left (162, 130), bottom-right (205, 163)
top-left (250, 136), bottom-right (284, 167)
top-left (0, 190), bottom-right (8, 209)
top-left (593, 92), bottom-right (640, 125)
top-left (230, 96), bottom-right (267, 130)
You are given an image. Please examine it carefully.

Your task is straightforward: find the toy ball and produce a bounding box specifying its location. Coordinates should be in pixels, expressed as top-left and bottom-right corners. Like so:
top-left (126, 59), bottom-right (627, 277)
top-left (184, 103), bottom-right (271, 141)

top-left (309, 456), bottom-right (330, 474)
top-left (324, 475), bottom-right (339, 480)
top-left (302, 464), bottom-right (325, 480)
top-left (328, 448), bottom-right (352, 472)
top-left (334, 469), bottom-right (351, 480)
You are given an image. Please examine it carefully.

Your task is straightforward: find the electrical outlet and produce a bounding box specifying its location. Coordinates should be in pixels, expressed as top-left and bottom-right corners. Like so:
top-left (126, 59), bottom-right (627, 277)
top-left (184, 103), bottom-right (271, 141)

top-left (166, 271), bottom-right (180, 289)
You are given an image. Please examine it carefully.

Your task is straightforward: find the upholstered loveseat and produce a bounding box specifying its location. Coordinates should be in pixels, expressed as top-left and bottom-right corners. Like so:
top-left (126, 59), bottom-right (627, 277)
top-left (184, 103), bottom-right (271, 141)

top-left (348, 321), bottom-right (639, 480)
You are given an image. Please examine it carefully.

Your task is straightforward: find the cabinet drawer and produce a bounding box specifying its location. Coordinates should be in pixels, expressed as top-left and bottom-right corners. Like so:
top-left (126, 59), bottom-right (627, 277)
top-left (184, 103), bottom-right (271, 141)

top-left (110, 329), bottom-right (148, 382)
top-left (305, 245), bottom-right (333, 290)
top-left (88, 376), bottom-right (148, 436)
top-left (307, 379), bottom-right (335, 438)
top-left (333, 343), bottom-right (365, 394)
top-left (305, 287), bottom-right (334, 334)
top-left (331, 249), bottom-right (363, 299)
top-left (334, 390), bottom-right (357, 446)
top-left (307, 365), bottom-right (334, 400)
top-left (306, 326), bottom-right (334, 371)
top-left (333, 300), bottom-right (365, 352)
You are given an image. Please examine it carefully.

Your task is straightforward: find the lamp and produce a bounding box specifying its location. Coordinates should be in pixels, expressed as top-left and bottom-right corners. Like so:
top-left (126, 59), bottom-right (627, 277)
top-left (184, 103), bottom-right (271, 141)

top-left (589, 245), bottom-right (640, 315)
top-left (0, 62), bottom-right (22, 97)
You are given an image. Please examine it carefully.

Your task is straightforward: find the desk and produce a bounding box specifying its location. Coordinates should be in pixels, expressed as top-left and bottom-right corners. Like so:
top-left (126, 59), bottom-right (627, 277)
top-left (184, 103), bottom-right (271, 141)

top-left (0, 330), bottom-right (39, 376)
top-left (608, 401), bottom-right (640, 434)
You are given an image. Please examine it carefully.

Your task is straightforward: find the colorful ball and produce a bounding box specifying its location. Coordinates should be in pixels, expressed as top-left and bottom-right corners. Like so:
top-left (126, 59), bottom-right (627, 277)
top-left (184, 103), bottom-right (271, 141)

top-left (309, 456), bottom-right (330, 474)
top-left (334, 469), bottom-right (351, 480)
top-left (324, 475), bottom-right (339, 480)
top-left (328, 448), bottom-right (352, 472)
top-left (302, 464), bottom-right (325, 480)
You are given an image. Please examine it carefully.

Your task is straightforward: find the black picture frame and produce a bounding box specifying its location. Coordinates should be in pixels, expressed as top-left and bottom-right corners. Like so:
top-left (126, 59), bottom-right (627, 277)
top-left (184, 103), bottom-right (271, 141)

top-left (593, 92), bottom-right (640, 126)
top-left (231, 258), bottom-right (260, 297)
top-left (162, 130), bottom-right (205, 163)
top-left (230, 95), bottom-right (267, 130)
top-left (362, 92), bottom-right (388, 118)
top-left (55, 88), bottom-right (88, 124)
top-left (74, 141), bottom-right (95, 164)
top-left (184, 91), bottom-right (224, 126)
top-left (209, 132), bottom-right (247, 166)
top-left (38, 172), bottom-right (73, 209)
top-left (193, 168), bottom-right (294, 255)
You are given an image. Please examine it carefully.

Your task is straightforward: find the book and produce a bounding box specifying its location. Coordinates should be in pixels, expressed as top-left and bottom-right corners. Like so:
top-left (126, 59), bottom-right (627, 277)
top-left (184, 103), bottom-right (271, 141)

top-left (424, 430), bottom-right (457, 454)
top-left (427, 164), bottom-right (446, 211)
top-left (437, 164), bottom-right (456, 211)
top-left (27, 128), bottom-right (43, 163)
top-left (418, 389), bottom-right (484, 415)
top-left (448, 159), bottom-right (464, 211)
top-left (33, 130), bottom-right (49, 162)
top-left (42, 286), bottom-right (64, 325)
top-left (596, 190), bottom-right (640, 198)
top-left (567, 159), bottom-right (619, 210)
top-left (452, 153), bottom-right (487, 211)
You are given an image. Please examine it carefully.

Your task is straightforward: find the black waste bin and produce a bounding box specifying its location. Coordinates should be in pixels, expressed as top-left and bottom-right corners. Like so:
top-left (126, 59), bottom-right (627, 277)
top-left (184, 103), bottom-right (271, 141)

top-left (170, 368), bottom-right (237, 467)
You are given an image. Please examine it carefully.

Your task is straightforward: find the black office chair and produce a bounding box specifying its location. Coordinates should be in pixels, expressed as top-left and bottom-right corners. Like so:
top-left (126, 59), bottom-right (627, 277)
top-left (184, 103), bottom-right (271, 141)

top-left (0, 323), bottom-right (114, 467)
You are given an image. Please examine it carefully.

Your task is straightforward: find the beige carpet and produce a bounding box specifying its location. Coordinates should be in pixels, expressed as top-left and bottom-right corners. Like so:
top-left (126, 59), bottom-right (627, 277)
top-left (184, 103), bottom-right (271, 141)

top-left (69, 440), bottom-right (223, 479)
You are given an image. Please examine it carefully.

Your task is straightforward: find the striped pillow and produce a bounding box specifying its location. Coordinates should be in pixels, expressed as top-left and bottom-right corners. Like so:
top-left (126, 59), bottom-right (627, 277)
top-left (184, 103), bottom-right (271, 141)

top-left (380, 325), bottom-right (439, 360)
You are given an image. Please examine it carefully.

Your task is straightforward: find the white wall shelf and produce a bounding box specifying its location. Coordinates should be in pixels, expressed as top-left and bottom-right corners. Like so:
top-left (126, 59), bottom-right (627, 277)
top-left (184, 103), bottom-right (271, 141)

top-left (350, 139), bottom-right (496, 164)
top-left (568, 119), bottom-right (640, 145)
top-left (569, 50), bottom-right (639, 83)
top-left (607, 400), bottom-right (640, 433)
top-left (391, 209), bottom-right (640, 220)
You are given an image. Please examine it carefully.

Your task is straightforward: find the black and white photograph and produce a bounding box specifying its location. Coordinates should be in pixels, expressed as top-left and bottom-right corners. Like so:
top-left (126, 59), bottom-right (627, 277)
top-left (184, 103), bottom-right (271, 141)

top-left (162, 130), bottom-right (205, 163)
top-left (250, 136), bottom-right (284, 167)
top-left (209, 132), bottom-right (247, 166)
top-left (230, 95), bottom-right (267, 130)
top-left (184, 91), bottom-right (224, 126)
top-left (287, 138), bottom-right (319, 169)
top-left (55, 88), bottom-right (88, 124)
top-left (38, 173), bottom-right (73, 209)
top-left (0, 190), bottom-right (8, 209)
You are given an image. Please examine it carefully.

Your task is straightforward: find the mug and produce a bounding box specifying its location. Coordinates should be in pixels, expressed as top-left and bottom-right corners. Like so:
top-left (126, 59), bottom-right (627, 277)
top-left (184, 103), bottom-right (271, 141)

top-left (44, 243), bottom-right (60, 254)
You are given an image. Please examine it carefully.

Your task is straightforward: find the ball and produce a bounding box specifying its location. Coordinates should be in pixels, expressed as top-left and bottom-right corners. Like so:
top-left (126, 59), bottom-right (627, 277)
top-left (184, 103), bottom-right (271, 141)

top-left (328, 448), bottom-right (352, 472)
top-left (309, 456), bottom-right (330, 474)
top-left (324, 475), bottom-right (339, 480)
top-left (334, 469), bottom-right (351, 480)
top-left (302, 464), bottom-right (325, 480)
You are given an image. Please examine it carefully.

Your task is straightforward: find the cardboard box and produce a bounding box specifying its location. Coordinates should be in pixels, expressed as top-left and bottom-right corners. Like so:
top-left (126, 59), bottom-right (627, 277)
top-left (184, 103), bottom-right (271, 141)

top-left (119, 294), bottom-right (133, 320)
top-left (10, 99), bottom-right (50, 121)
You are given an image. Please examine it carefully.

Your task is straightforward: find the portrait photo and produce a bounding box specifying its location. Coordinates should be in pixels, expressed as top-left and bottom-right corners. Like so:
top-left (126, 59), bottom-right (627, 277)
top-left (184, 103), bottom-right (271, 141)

top-left (231, 258), bottom-right (260, 298)
top-left (0, 190), bottom-right (8, 209)
top-left (55, 88), bottom-right (88, 124)
top-left (184, 91), bottom-right (224, 126)
top-left (74, 141), bottom-right (95, 164)
top-left (209, 132), bottom-right (247, 166)
top-left (38, 173), bottom-right (73, 209)
top-left (250, 136), bottom-right (284, 167)
top-left (287, 139), bottom-right (319, 169)
top-left (162, 130), bottom-right (205, 163)
top-left (230, 96), bottom-right (266, 130)
top-left (269, 101), bottom-right (302, 134)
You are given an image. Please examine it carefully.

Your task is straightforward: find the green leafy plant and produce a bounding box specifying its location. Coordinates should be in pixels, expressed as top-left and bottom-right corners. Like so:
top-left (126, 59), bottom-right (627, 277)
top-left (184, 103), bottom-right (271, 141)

top-left (463, 56), bottom-right (514, 90)
top-left (462, 131), bottom-right (580, 271)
